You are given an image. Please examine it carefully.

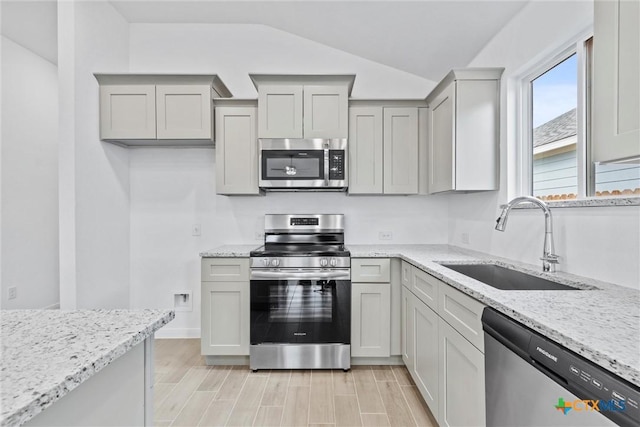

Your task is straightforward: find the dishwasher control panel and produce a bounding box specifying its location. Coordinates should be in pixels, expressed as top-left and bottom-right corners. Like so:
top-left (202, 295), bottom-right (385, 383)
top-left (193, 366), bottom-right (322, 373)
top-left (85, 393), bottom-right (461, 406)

top-left (530, 335), bottom-right (639, 419)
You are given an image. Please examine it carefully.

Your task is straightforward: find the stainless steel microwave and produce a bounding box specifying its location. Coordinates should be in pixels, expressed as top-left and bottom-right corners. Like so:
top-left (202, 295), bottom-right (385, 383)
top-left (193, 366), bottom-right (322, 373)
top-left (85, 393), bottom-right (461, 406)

top-left (258, 138), bottom-right (348, 190)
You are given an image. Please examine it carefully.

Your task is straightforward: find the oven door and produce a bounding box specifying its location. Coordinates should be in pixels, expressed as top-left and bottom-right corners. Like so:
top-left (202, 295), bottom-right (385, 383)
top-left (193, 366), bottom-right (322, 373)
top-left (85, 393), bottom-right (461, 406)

top-left (250, 269), bottom-right (351, 345)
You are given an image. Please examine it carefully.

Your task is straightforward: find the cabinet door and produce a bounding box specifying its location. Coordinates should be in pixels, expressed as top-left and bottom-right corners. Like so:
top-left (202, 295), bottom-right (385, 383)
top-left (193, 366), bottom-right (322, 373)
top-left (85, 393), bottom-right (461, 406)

top-left (428, 82), bottom-right (456, 194)
top-left (201, 282), bottom-right (249, 355)
top-left (156, 85), bottom-right (212, 139)
top-left (348, 107), bottom-right (384, 194)
top-left (383, 108), bottom-right (419, 194)
top-left (351, 283), bottom-right (391, 357)
top-left (258, 85), bottom-right (303, 138)
top-left (401, 286), bottom-right (414, 371)
top-left (438, 318), bottom-right (485, 427)
top-left (215, 107), bottom-right (259, 195)
top-left (99, 85), bottom-right (156, 140)
top-left (592, 0), bottom-right (640, 163)
top-left (412, 294), bottom-right (440, 420)
top-left (304, 85), bottom-right (349, 138)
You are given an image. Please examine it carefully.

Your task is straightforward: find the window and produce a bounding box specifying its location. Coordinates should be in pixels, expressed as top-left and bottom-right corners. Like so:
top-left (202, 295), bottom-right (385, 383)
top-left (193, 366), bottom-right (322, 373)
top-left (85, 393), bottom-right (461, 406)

top-left (521, 34), bottom-right (640, 201)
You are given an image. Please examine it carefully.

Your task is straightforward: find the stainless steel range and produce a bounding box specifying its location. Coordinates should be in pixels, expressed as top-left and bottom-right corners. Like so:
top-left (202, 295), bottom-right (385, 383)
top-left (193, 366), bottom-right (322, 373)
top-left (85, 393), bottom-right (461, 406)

top-left (249, 214), bottom-right (351, 370)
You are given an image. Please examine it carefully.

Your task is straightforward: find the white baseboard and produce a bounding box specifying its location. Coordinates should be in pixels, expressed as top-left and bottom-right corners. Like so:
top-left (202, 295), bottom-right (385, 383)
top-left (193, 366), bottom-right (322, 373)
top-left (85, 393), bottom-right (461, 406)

top-left (42, 302), bottom-right (60, 310)
top-left (154, 328), bottom-right (201, 339)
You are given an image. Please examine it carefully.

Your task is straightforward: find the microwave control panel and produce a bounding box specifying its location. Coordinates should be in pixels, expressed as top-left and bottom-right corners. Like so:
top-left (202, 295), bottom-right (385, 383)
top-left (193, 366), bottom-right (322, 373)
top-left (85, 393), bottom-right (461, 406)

top-left (329, 150), bottom-right (345, 180)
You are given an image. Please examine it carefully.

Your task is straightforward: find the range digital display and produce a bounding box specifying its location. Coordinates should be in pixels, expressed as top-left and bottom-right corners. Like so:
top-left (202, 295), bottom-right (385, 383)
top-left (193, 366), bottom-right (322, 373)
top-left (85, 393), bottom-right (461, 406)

top-left (290, 218), bottom-right (319, 226)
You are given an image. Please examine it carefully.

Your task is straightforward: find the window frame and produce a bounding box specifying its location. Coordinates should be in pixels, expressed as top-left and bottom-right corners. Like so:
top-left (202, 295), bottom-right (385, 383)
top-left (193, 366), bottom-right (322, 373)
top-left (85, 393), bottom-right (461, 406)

top-left (517, 29), bottom-right (593, 200)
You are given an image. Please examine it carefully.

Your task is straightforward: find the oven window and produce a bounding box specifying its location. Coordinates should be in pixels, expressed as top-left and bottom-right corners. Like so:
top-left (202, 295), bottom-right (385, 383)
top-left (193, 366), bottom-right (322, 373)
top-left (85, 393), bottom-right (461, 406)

top-left (262, 150), bottom-right (323, 180)
top-left (268, 281), bottom-right (332, 323)
top-left (250, 279), bottom-right (350, 344)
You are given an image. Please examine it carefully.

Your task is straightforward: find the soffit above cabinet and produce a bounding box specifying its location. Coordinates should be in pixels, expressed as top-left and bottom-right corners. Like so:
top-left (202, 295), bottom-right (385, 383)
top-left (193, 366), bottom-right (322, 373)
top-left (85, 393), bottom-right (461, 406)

top-left (249, 74), bottom-right (356, 96)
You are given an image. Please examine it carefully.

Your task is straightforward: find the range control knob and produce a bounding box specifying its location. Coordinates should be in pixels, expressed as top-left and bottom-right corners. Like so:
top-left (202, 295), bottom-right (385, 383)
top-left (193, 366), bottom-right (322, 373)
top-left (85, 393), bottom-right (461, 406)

top-left (262, 258), bottom-right (269, 267)
top-left (270, 259), bottom-right (280, 267)
top-left (330, 258), bottom-right (338, 267)
top-left (319, 258), bottom-right (329, 267)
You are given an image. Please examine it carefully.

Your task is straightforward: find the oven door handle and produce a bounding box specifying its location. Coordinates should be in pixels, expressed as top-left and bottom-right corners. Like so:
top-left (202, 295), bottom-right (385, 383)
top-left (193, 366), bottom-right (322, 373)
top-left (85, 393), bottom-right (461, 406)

top-left (250, 270), bottom-right (350, 280)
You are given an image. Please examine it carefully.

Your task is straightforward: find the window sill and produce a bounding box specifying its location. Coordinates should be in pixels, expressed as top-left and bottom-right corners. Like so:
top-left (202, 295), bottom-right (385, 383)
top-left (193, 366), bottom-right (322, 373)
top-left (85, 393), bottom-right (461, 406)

top-left (502, 196), bottom-right (640, 209)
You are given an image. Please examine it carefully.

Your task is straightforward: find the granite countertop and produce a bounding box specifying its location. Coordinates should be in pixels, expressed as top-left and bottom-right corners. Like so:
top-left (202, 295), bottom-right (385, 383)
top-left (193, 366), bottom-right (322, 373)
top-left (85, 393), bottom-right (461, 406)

top-left (0, 309), bottom-right (174, 426)
top-left (201, 243), bottom-right (640, 387)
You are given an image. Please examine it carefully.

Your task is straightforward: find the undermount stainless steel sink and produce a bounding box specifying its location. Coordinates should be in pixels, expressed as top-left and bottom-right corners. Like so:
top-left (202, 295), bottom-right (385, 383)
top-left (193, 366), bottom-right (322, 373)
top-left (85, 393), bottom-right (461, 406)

top-left (439, 263), bottom-right (582, 291)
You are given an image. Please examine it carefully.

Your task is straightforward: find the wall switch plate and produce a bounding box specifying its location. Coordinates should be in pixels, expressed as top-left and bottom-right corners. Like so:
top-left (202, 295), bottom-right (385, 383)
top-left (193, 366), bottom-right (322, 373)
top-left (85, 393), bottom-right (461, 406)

top-left (379, 231), bottom-right (393, 241)
top-left (192, 224), bottom-right (201, 236)
top-left (461, 233), bottom-right (470, 244)
top-left (8, 287), bottom-right (17, 300)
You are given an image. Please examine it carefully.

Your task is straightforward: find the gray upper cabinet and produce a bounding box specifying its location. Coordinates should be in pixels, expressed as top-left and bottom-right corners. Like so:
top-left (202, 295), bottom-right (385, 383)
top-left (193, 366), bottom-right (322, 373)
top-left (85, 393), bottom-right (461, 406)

top-left (215, 104), bottom-right (259, 195)
top-left (251, 75), bottom-right (354, 139)
top-left (349, 106), bottom-right (384, 193)
top-left (384, 107), bottom-right (419, 194)
top-left (592, 0), bottom-right (640, 163)
top-left (303, 85), bottom-right (349, 138)
top-left (426, 68), bottom-right (503, 194)
top-left (95, 74), bottom-right (231, 146)
top-left (99, 84), bottom-right (157, 140)
top-left (348, 103), bottom-right (424, 195)
top-left (257, 84), bottom-right (304, 138)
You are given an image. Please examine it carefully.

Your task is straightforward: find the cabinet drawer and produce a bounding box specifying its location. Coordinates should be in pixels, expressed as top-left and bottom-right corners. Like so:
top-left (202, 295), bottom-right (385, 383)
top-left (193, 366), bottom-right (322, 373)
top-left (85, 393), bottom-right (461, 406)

top-left (351, 258), bottom-right (391, 283)
top-left (438, 282), bottom-right (485, 352)
top-left (412, 267), bottom-right (438, 311)
top-left (401, 261), bottom-right (413, 288)
top-left (201, 258), bottom-right (250, 282)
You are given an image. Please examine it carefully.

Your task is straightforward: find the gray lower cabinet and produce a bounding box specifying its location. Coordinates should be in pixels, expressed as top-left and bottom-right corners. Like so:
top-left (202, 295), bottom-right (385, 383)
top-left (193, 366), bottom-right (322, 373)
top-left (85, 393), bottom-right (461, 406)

top-left (201, 258), bottom-right (250, 356)
top-left (401, 285), bottom-right (414, 371)
top-left (351, 283), bottom-right (391, 357)
top-left (351, 258), bottom-right (392, 358)
top-left (215, 106), bottom-right (259, 195)
top-left (438, 317), bottom-right (486, 427)
top-left (401, 261), bottom-right (486, 427)
top-left (411, 291), bottom-right (440, 419)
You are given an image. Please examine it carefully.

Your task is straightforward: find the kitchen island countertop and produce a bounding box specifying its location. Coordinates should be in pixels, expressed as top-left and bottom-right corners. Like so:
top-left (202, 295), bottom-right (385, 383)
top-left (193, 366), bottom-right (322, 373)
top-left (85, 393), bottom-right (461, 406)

top-left (0, 309), bottom-right (174, 426)
top-left (201, 244), bottom-right (640, 387)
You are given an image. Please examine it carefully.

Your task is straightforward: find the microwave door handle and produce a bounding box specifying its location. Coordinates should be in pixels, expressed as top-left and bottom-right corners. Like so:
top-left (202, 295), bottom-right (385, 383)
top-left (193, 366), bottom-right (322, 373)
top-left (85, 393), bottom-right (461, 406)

top-left (324, 144), bottom-right (329, 186)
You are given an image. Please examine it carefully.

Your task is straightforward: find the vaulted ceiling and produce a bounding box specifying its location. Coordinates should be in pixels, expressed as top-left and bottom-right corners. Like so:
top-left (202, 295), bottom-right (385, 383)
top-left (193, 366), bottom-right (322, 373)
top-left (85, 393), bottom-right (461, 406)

top-left (110, 0), bottom-right (529, 81)
top-left (1, 1), bottom-right (530, 81)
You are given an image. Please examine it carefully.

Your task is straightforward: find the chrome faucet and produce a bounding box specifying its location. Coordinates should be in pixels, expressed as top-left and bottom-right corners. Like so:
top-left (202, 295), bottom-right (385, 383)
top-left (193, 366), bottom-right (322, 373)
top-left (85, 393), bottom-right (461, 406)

top-left (495, 196), bottom-right (560, 272)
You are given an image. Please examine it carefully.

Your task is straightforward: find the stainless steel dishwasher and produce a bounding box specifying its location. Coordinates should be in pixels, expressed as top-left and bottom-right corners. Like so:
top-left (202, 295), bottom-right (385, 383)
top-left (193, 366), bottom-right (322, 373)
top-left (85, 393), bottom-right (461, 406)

top-left (482, 308), bottom-right (640, 427)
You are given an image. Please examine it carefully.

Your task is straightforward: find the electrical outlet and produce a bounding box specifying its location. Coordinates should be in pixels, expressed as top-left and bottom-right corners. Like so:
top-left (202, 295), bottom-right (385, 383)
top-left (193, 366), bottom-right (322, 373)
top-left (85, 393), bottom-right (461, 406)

top-left (379, 231), bottom-right (393, 241)
top-left (192, 224), bottom-right (201, 236)
top-left (461, 232), bottom-right (470, 244)
top-left (8, 287), bottom-right (17, 300)
top-left (255, 232), bottom-right (264, 241)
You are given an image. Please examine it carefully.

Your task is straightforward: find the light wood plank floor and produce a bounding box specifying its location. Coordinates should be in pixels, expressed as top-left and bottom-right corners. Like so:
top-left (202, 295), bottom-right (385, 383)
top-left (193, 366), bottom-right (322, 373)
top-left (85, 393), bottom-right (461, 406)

top-left (154, 339), bottom-right (438, 427)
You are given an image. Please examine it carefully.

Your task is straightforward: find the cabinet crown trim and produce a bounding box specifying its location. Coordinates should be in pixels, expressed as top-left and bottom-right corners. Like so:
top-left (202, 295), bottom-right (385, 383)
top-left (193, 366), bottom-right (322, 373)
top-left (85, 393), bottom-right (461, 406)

top-left (94, 74), bottom-right (232, 98)
top-left (249, 74), bottom-right (356, 96)
top-left (426, 67), bottom-right (504, 104)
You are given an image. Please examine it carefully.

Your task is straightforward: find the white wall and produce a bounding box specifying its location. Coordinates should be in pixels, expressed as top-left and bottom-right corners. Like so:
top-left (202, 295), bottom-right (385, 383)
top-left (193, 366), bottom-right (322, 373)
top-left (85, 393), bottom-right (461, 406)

top-left (1, 36), bottom-right (59, 309)
top-left (127, 24), bottom-right (444, 335)
top-left (58, 1), bottom-right (132, 308)
top-left (448, 0), bottom-right (640, 289)
top-left (129, 148), bottom-right (448, 337)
